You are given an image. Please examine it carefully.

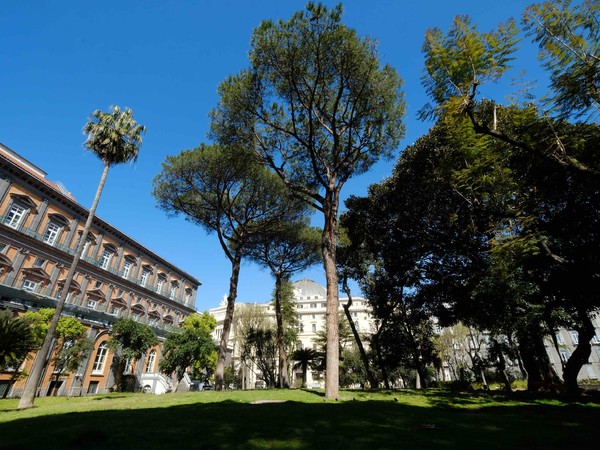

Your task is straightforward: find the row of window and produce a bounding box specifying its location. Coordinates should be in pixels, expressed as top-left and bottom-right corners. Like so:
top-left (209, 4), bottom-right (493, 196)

top-left (91, 343), bottom-right (158, 375)
top-left (2, 197), bottom-right (194, 305)
top-left (555, 331), bottom-right (600, 346)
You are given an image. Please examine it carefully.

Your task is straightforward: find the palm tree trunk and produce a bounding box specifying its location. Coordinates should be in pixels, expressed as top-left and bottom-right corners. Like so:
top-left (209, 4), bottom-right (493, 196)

top-left (215, 253), bottom-right (242, 391)
top-left (18, 163), bottom-right (110, 409)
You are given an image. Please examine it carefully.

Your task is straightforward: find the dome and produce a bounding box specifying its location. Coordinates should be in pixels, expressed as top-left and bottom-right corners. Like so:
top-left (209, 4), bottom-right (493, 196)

top-left (293, 279), bottom-right (326, 298)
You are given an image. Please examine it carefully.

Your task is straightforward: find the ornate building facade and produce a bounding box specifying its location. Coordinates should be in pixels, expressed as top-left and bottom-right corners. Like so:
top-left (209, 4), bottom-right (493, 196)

top-left (210, 279), bottom-right (372, 389)
top-left (0, 143), bottom-right (200, 397)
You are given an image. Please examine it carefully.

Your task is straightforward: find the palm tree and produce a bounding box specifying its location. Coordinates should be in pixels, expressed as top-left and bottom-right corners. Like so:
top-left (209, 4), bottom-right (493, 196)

top-left (292, 348), bottom-right (321, 388)
top-left (0, 310), bottom-right (36, 370)
top-left (18, 106), bottom-right (145, 409)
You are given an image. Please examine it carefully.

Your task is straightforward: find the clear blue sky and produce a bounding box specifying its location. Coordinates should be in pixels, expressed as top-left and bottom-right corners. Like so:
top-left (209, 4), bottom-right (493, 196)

top-left (1, 0), bottom-right (547, 311)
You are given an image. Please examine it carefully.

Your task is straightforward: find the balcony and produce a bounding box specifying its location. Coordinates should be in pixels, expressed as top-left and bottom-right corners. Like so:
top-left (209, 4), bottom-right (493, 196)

top-left (2, 221), bottom-right (190, 307)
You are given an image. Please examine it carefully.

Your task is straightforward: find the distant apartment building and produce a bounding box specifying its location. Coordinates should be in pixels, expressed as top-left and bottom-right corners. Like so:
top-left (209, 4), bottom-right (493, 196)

top-left (210, 279), bottom-right (372, 388)
top-left (0, 143), bottom-right (200, 397)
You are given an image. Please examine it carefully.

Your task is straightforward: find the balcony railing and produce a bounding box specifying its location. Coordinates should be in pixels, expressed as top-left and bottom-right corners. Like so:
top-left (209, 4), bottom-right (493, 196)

top-left (2, 219), bottom-right (193, 307)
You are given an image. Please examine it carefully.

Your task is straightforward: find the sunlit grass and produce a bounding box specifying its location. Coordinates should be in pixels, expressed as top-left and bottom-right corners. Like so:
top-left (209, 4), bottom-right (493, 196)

top-left (0, 388), bottom-right (598, 449)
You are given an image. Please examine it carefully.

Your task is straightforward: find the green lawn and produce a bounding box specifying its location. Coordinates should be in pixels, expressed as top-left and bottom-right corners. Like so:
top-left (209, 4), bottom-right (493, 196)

top-left (0, 389), bottom-right (598, 449)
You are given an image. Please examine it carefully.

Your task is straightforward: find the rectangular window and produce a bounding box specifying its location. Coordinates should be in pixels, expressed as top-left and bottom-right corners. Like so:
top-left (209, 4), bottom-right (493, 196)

top-left (310, 303), bottom-right (317, 308)
top-left (0, 243), bottom-right (7, 253)
top-left (570, 331), bottom-right (579, 345)
top-left (156, 279), bottom-right (163, 292)
top-left (82, 240), bottom-right (90, 256)
top-left (94, 281), bottom-right (102, 289)
top-left (22, 279), bottom-right (38, 292)
top-left (122, 261), bottom-right (132, 278)
top-left (33, 258), bottom-right (46, 267)
top-left (146, 351), bottom-right (157, 373)
top-left (43, 222), bottom-right (61, 245)
top-left (592, 334), bottom-right (600, 344)
top-left (169, 286), bottom-right (176, 300)
top-left (55, 289), bottom-right (73, 303)
top-left (140, 270), bottom-right (149, 287)
top-left (124, 358), bottom-right (133, 375)
top-left (4, 204), bottom-right (26, 229)
top-left (109, 307), bottom-right (119, 316)
top-left (312, 323), bottom-right (316, 332)
top-left (92, 344), bottom-right (108, 374)
top-left (87, 299), bottom-right (97, 310)
top-left (559, 350), bottom-right (570, 363)
top-left (99, 250), bottom-right (112, 269)
top-left (87, 381), bottom-right (99, 394)
top-left (556, 333), bottom-right (565, 345)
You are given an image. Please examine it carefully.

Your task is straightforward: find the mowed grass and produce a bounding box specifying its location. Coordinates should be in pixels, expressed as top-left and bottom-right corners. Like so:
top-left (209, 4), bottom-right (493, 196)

top-left (0, 389), bottom-right (599, 449)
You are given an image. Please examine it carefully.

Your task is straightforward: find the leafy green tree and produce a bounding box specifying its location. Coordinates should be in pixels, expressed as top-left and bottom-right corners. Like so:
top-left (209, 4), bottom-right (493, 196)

top-left (420, 5), bottom-right (600, 394)
top-left (0, 310), bottom-right (36, 371)
top-left (160, 316), bottom-right (217, 390)
top-left (19, 106), bottom-right (145, 409)
top-left (21, 308), bottom-right (94, 395)
top-left (337, 227), bottom-right (378, 388)
top-left (339, 345), bottom-right (369, 388)
top-left (153, 144), bottom-right (301, 390)
top-left (247, 221), bottom-right (321, 387)
top-left (107, 318), bottom-right (158, 391)
top-left (291, 348), bottom-right (321, 389)
top-left (49, 317), bottom-right (93, 396)
top-left (523, 0), bottom-right (600, 120)
top-left (22, 308), bottom-right (55, 345)
top-left (211, 2), bottom-right (405, 399)
top-left (421, 12), bottom-right (596, 176)
top-left (235, 304), bottom-right (278, 388)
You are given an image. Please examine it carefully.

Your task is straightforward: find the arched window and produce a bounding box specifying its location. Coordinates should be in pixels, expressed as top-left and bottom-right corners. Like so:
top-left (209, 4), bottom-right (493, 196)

top-left (146, 350), bottom-right (157, 373)
top-left (92, 343), bottom-right (109, 374)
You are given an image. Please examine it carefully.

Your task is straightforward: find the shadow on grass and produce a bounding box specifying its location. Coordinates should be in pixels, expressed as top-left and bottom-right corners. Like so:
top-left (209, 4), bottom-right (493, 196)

top-left (1, 396), bottom-right (599, 450)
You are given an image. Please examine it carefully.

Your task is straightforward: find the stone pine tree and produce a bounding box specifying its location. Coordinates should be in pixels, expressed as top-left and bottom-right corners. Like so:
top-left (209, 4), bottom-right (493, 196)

top-left (18, 106), bottom-right (145, 409)
top-left (210, 2), bottom-right (405, 399)
top-left (246, 221), bottom-right (321, 387)
top-left (153, 144), bottom-right (304, 390)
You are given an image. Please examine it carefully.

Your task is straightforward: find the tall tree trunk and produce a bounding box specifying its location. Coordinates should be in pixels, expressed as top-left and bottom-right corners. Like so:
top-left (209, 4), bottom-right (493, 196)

top-left (563, 311), bottom-right (595, 397)
top-left (341, 278), bottom-right (377, 389)
top-left (372, 330), bottom-right (390, 389)
top-left (274, 275), bottom-right (289, 388)
top-left (516, 322), bottom-right (562, 392)
top-left (322, 190), bottom-right (339, 400)
top-left (18, 163), bottom-right (110, 409)
top-left (493, 340), bottom-right (512, 392)
top-left (215, 254), bottom-right (242, 391)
